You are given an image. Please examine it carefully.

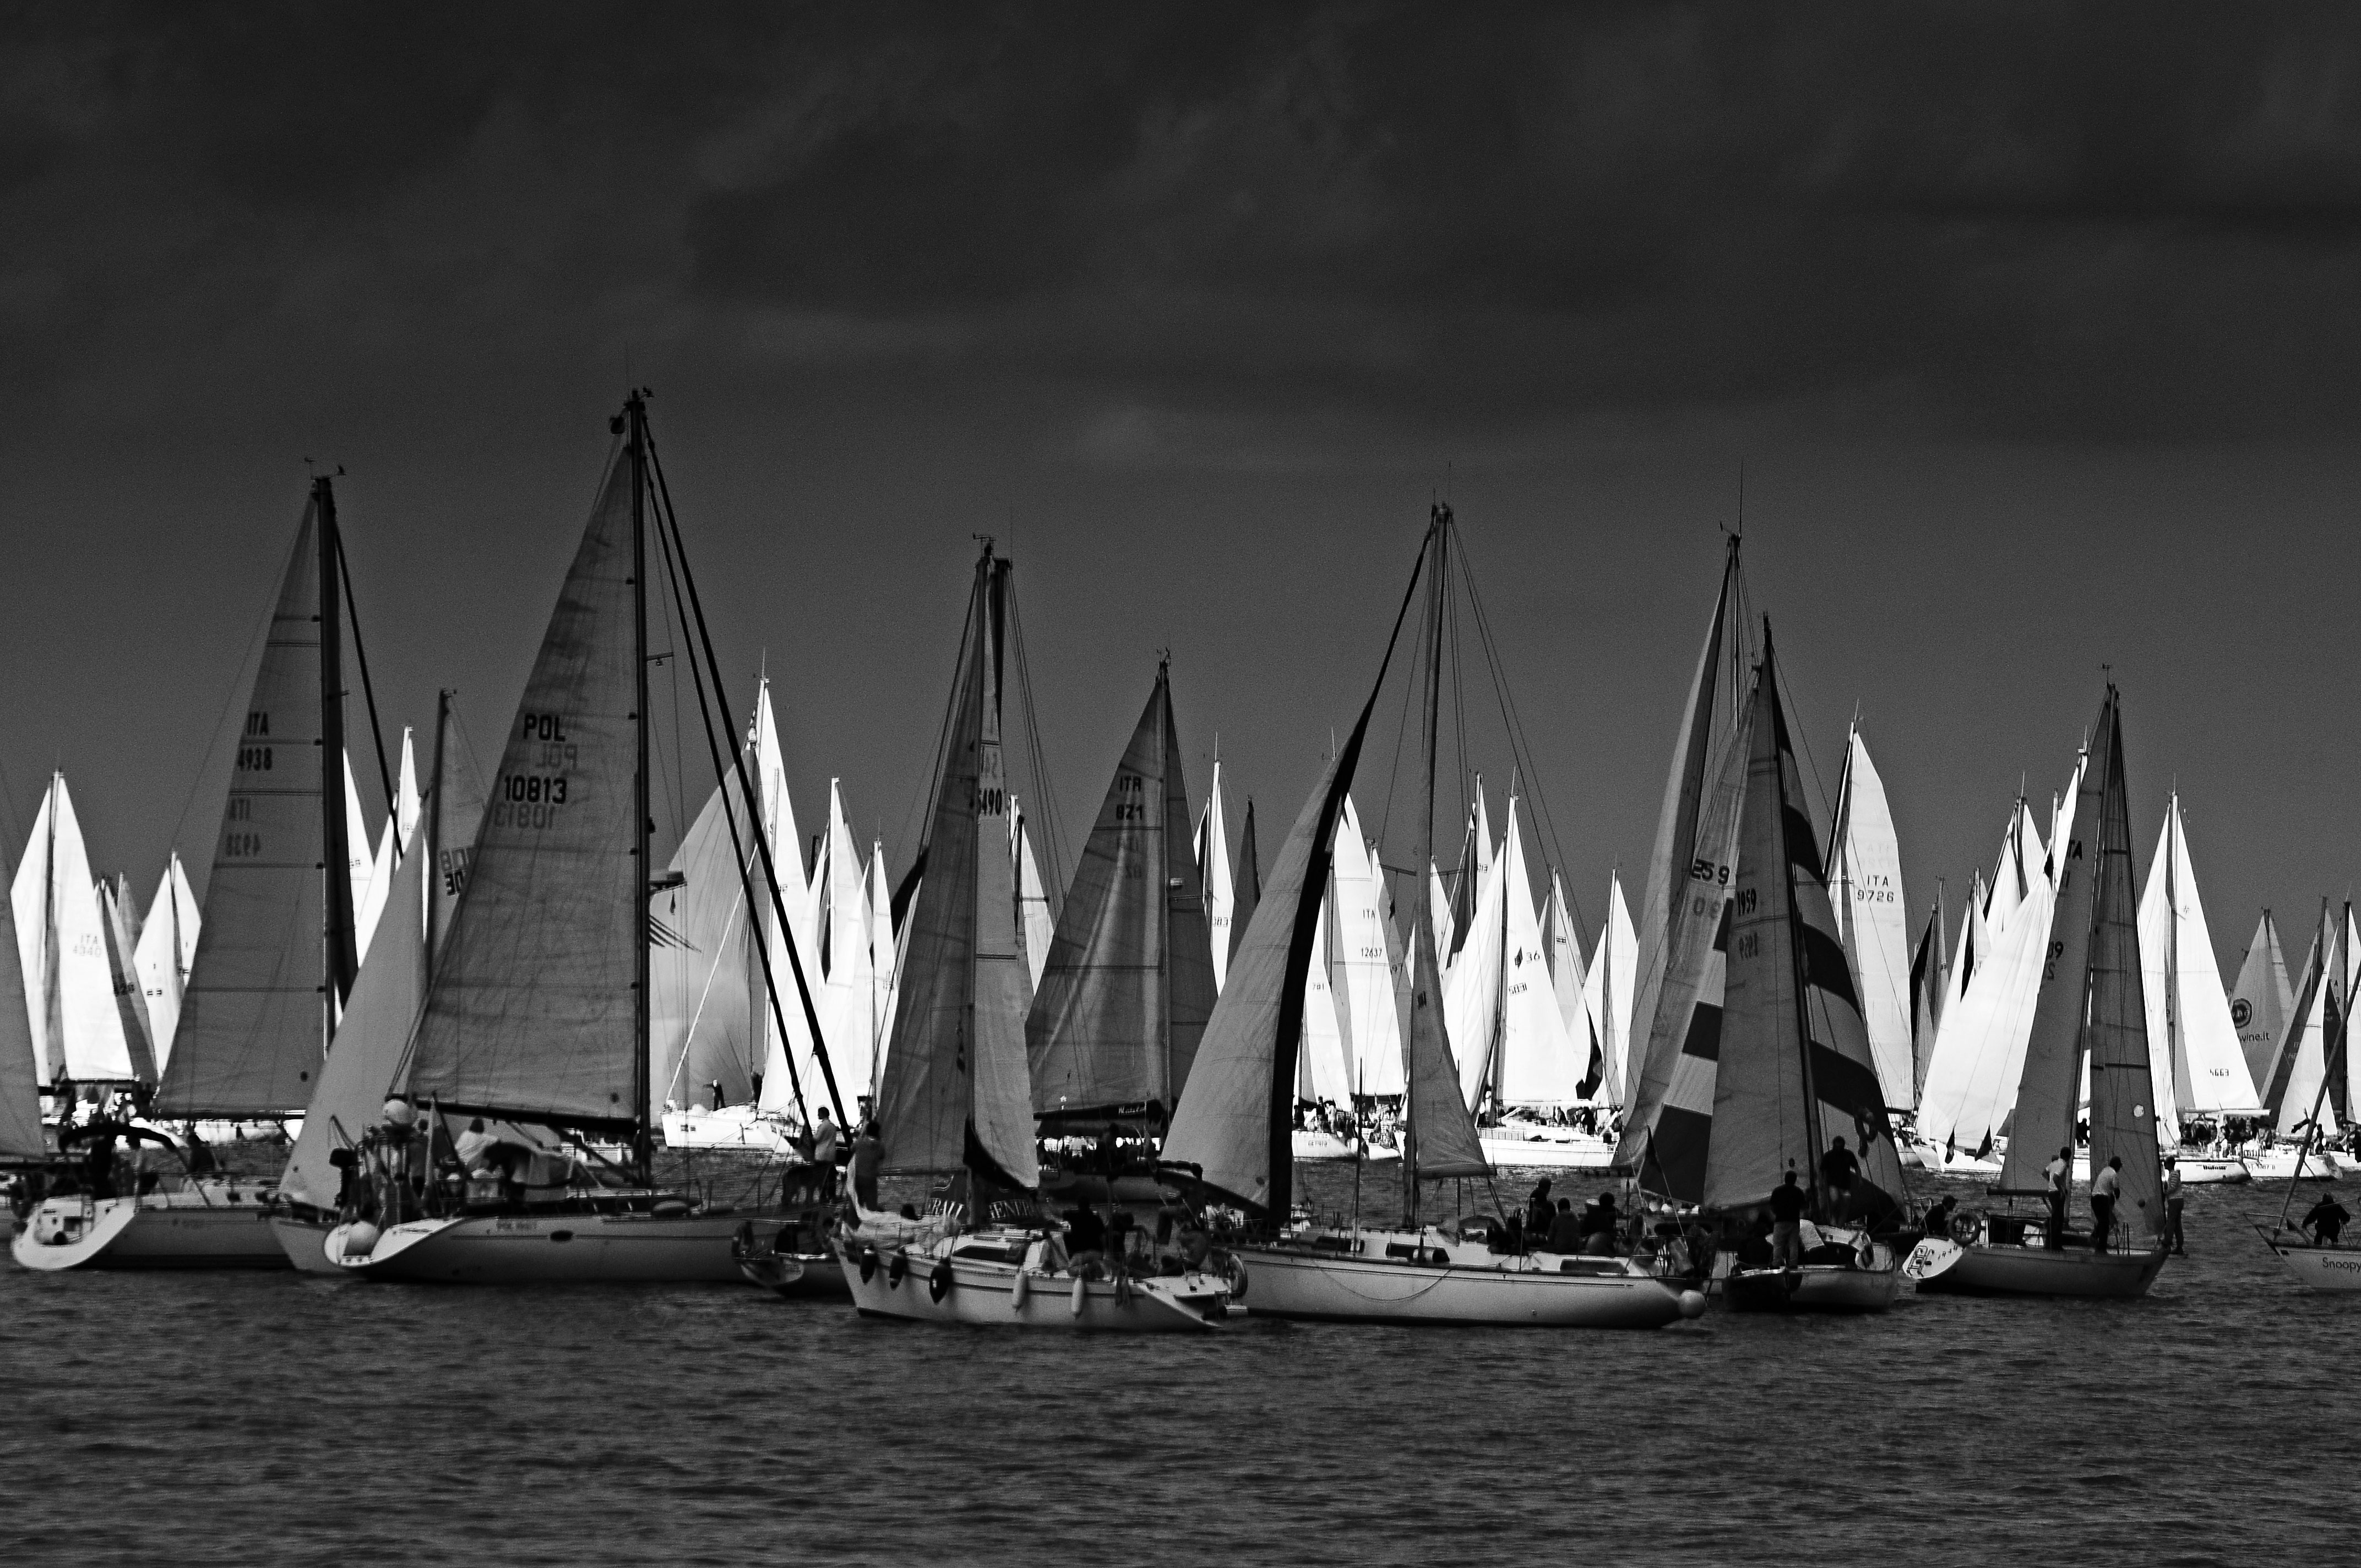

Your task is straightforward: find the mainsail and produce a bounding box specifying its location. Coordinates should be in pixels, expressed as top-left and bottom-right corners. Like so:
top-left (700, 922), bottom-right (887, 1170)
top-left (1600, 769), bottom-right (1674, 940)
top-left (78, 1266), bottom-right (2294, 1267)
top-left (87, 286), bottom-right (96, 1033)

top-left (1232, 801), bottom-right (1261, 967)
top-left (401, 441), bottom-right (645, 1128)
top-left (651, 742), bottom-right (762, 1115)
top-left (1014, 804), bottom-right (1057, 994)
top-left (1490, 800), bottom-right (1585, 1108)
top-left (98, 877), bottom-right (158, 1082)
top-left (1581, 872), bottom-right (1637, 1108)
top-left (13, 774), bottom-right (144, 1086)
top-left (2230, 910), bottom-right (2295, 1111)
top-left (132, 853), bottom-right (199, 1075)
top-left (817, 780), bottom-right (880, 1099)
top-left (2264, 908), bottom-right (2336, 1136)
top-left (2078, 690), bottom-right (2164, 1243)
top-left (0, 870), bottom-right (42, 1157)
top-left (159, 483), bottom-right (354, 1117)
top-left (1444, 806), bottom-right (1507, 1109)
top-left (1196, 760), bottom-right (1236, 994)
top-left (1026, 662), bottom-right (1214, 1121)
top-left (1700, 633), bottom-right (1903, 1214)
top-left (2136, 794), bottom-right (2263, 1131)
top-left (1331, 796), bottom-right (1402, 1098)
top-left (1907, 884), bottom-right (1946, 1107)
top-left (873, 545), bottom-right (1038, 1186)
top-left (1826, 724), bottom-right (1914, 1109)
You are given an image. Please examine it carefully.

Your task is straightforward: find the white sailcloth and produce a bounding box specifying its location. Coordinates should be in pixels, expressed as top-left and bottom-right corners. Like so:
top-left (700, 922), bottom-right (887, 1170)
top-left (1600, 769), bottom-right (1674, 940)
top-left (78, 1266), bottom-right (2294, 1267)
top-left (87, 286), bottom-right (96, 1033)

top-left (10, 775), bottom-right (143, 1085)
top-left (1329, 796), bottom-right (1401, 1098)
top-left (344, 755), bottom-right (384, 962)
top-left (867, 842), bottom-right (896, 1101)
top-left (2229, 911), bottom-right (2295, 1109)
top-left (816, 780), bottom-right (879, 1099)
top-left (1428, 861), bottom-right (1455, 968)
top-left (1014, 802), bottom-right (1057, 995)
top-left (132, 852), bottom-right (200, 1075)
top-left (1544, 870), bottom-right (1591, 1089)
top-left (747, 682), bottom-right (823, 1117)
top-left (1445, 819), bottom-right (1507, 1110)
top-left (1580, 873), bottom-right (1638, 1109)
top-left (1296, 897), bottom-right (1352, 1103)
top-left (1197, 760), bottom-right (1236, 995)
top-left (1493, 803), bottom-right (1584, 1107)
top-left (650, 772), bottom-right (759, 1115)
top-left (2275, 939), bottom-right (2339, 1140)
top-left (1827, 727), bottom-right (1913, 1108)
top-left (2136, 796), bottom-right (2263, 1133)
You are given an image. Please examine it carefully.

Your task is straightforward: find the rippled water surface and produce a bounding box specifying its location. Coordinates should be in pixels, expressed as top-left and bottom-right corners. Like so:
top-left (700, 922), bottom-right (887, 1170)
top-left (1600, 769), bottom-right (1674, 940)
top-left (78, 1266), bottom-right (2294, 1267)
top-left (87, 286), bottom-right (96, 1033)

top-left (5, 1169), bottom-right (2354, 1567)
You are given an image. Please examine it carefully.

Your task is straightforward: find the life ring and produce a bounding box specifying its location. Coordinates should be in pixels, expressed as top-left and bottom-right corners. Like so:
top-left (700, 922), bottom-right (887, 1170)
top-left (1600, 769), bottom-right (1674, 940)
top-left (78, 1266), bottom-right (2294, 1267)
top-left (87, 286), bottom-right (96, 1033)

top-left (886, 1250), bottom-right (909, 1288)
top-left (858, 1244), bottom-right (879, 1283)
top-left (1949, 1212), bottom-right (1979, 1244)
top-left (1220, 1251), bottom-right (1248, 1300)
top-left (928, 1259), bottom-right (953, 1303)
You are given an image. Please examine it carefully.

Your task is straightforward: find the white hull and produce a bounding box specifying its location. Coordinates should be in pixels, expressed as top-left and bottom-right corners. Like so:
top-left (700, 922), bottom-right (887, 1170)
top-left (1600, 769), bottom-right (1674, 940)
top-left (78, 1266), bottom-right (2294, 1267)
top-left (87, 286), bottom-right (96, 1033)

top-left (325, 1209), bottom-right (762, 1283)
top-left (11, 1189), bottom-right (291, 1271)
top-left (839, 1236), bottom-right (1231, 1332)
top-left (2074, 1152), bottom-right (2248, 1185)
top-left (1232, 1240), bottom-right (1688, 1328)
top-left (2244, 1145), bottom-right (2344, 1182)
top-left (1478, 1130), bottom-right (1617, 1170)
top-left (660, 1106), bottom-right (801, 1154)
top-left (1290, 1129), bottom-right (1400, 1163)
top-left (269, 1215), bottom-right (341, 1274)
top-left (2260, 1238), bottom-right (2361, 1291)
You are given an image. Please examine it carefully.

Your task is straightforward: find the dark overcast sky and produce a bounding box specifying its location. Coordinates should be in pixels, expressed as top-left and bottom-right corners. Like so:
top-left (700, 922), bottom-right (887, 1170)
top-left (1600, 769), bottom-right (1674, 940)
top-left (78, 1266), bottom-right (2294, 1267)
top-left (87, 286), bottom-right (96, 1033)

top-left (3, 2), bottom-right (2358, 969)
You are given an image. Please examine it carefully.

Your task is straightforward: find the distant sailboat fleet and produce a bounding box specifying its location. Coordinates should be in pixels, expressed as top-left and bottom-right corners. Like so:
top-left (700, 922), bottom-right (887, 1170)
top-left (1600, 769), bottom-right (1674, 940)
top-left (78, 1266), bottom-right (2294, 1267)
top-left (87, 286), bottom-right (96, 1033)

top-left (7, 396), bottom-right (2357, 1306)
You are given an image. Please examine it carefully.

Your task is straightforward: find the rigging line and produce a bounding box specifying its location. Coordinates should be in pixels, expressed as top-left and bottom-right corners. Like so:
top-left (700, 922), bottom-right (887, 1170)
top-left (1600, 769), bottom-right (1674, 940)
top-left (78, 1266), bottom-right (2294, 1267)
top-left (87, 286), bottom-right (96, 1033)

top-left (331, 531), bottom-right (395, 814)
top-left (644, 421), bottom-right (844, 1130)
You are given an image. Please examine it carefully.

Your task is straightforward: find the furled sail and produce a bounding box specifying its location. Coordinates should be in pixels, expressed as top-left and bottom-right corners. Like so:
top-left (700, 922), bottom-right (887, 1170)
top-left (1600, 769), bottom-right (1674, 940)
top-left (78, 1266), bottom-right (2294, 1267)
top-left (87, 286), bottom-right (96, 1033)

top-left (1826, 725), bottom-right (1914, 1109)
top-left (2136, 794), bottom-right (2262, 1130)
top-left (1701, 635), bottom-right (1903, 1214)
top-left (1196, 760), bottom-right (1236, 994)
top-left (2231, 911), bottom-right (2295, 1110)
top-left (1330, 796), bottom-right (1402, 1098)
top-left (873, 547), bottom-right (1038, 1185)
top-left (1581, 872), bottom-right (1637, 1109)
top-left (14, 775), bottom-right (145, 1086)
top-left (1026, 664), bottom-right (1214, 1121)
top-left (401, 442), bottom-right (644, 1127)
top-left (2079, 690), bottom-right (2164, 1243)
top-left (281, 703), bottom-right (487, 1211)
top-left (159, 492), bottom-right (343, 1117)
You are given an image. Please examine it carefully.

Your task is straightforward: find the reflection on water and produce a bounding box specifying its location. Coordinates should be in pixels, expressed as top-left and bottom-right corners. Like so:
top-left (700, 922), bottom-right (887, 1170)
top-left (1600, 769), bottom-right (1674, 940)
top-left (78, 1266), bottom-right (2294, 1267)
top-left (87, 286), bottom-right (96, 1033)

top-left (3, 1170), bottom-right (2352, 1566)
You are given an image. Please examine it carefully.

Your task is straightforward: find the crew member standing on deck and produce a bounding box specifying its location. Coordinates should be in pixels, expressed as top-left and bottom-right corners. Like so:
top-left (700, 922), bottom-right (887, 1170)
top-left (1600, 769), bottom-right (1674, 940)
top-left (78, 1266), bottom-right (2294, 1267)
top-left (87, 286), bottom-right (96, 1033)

top-left (1768, 1170), bottom-right (1806, 1268)
top-left (2044, 1147), bottom-right (2072, 1248)
top-left (2090, 1155), bottom-right (2123, 1253)
top-left (1819, 1136), bottom-right (1859, 1223)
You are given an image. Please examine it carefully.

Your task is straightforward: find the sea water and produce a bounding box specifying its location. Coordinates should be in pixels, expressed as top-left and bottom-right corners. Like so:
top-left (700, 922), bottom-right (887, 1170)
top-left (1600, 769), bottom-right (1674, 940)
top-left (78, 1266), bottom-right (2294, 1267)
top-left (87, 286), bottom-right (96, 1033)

top-left (2, 1167), bottom-right (2352, 1566)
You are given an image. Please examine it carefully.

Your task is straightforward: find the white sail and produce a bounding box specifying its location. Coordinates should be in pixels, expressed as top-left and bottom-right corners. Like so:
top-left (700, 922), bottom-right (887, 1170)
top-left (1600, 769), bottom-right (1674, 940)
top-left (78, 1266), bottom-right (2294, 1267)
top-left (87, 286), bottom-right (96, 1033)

top-left (816, 780), bottom-right (879, 1100)
top-left (1580, 873), bottom-right (1638, 1109)
top-left (2229, 911), bottom-right (2295, 1108)
top-left (0, 855), bottom-right (41, 1157)
top-left (98, 876), bottom-right (158, 1081)
top-left (748, 681), bottom-right (823, 1118)
top-left (1444, 818), bottom-right (1508, 1111)
top-left (1428, 861), bottom-right (1455, 968)
top-left (132, 852), bottom-right (199, 1074)
top-left (1329, 796), bottom-right (1401, 1098)
top-left (344, 754), bottom-right (384, 962)
top-left (10, 775), bottom-right (142, 1085)
top-left (1827, 726), bottom-right (1913, 1108)
top-left (1472, 785), bottom-right (1494, 882)
top-left (1493, 801), bottom-right (1583, 1107)
top-left (1197, 760), bottom-right (1236, 995)
top-left (391, 728), bottom-right (421, 843)
top-left (1544, 870), bottom-right (1590, 1084)
top-left (1984, 799), bottom-right (2044, 935)
top-left (1013, 802), bottom-right (1057, 995)
top-left (650, 774), bottom-right (758, 1115)
top-left (2275, 938), bottom-right (2338, 1140)
top-left (867, 842), bottom-right (896, 1103)
top-left (1296, 897), bottom-right (1353, 1103)
top-left (2136, 796), bottom-right (2262, 1130)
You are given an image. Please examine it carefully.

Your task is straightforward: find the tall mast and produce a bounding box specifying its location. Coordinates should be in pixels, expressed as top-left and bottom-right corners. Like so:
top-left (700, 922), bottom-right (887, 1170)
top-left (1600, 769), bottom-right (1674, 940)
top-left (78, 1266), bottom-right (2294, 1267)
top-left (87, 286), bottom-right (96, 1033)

top-left (41, 776), bottom-right (59, 1087)
top-left (315, 475), bottom-right (359, 1017)
top-left (1767, 628), bottom-right (1828, 1186)
top-left (628, 393), bottom-right (652, 1182)
top-left (1406, 503), bottom-right (1449, 1225)
top-left (426, 689), bottom-right (450, 966)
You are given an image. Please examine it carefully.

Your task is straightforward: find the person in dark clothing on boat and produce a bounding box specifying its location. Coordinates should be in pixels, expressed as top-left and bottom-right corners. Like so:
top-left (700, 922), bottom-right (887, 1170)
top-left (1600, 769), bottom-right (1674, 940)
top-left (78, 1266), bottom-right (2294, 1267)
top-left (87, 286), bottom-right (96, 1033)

top-left (1922, 1194), bottom-right (1959, 1242)
top-left (84, 1129), bottom-right (119, 1201)
top-left (1582, 1192), bottom-right (1621, 1255)
top-left (182, 1126), bottom-right (219, 1179)
top-left (1546, 1197), bottom-right (1585, 1254)
top-left (1526, 1179), bottom-right (1554, 1239)
top-left (849, 1127), bottom-right (881, 1211)
top-left (1768, 1171), bottom-right (1806, 1267)
top-left (1734, 1212), bottom-right (1774, 1267)
top-left (2162, 1156), bottom-right (2185, 1255)
top-left (2303, 1195), bottom-right (2351, 1246)
top-left (1819, 1137), bottom-right (1860, 1222)
top-left (2044, 1147), bottom-right (2072, 1249)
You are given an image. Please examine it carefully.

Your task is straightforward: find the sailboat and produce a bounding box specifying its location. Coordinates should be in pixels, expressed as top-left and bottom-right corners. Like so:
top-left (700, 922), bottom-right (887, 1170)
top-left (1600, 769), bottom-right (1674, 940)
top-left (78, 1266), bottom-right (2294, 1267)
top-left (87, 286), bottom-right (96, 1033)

top-left (1162, 504), bottom-right (1693, 1330)
top-left (836, 549), bottom-right (1232, 1330)
top-left (1703, 630), bottom-right (1907, 1314)
top-left (1197, 758), bottom-right (1236, 995)
top-left (2229, 911), bottom-right (2295, 1130)
top-left (2256, 913), bottom-right (2361, 1286)
top-left (327, 394), bottom-right (838, 1283)
top-left (267, 692), bottom-right (486, 1270)
top-left (1919, 686), bottom-right (2172, 1298)
top-left (1826, 723), bottom-right (1914, 1115)
top-left (2131, 792), bottom-right (2259, 1183)
top-left (131, 852), bottom-right (199, 1076)
top-left (10, 774), bottom-right (150, 1107)
top-left (15, 477), bottom-right (377, 1271)
top-left (2246, 905), bottom-right (2349, 1182)
top-left (1, 843), bottom-right (53, 1232)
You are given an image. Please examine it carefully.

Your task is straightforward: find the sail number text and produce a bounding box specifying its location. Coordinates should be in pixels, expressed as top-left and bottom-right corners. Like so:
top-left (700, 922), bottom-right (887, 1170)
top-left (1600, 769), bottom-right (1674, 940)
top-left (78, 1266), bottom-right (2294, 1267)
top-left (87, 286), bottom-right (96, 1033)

top-left (1689, 857), bottom-right (1729, 886)
top-left (1113, 774), bottom-right (1148, 821)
